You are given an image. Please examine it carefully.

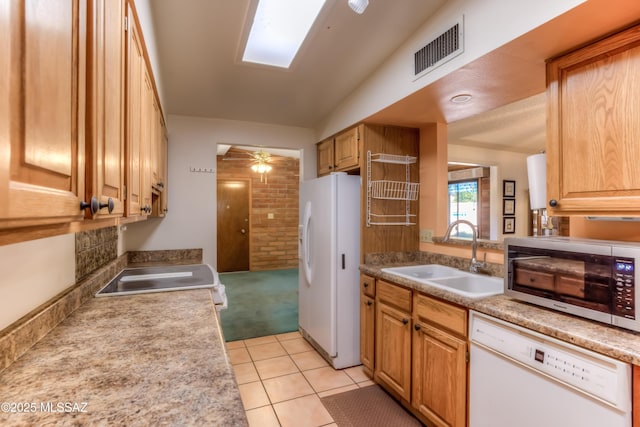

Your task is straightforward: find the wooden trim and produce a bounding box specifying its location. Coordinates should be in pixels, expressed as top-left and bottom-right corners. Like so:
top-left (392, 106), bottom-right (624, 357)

top-left (0, 215), bottom-right (147, 246)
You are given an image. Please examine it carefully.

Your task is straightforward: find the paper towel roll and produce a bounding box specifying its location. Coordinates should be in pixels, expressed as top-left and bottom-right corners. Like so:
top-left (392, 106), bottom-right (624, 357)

top-left (527, 153), bottom-right (546, 210)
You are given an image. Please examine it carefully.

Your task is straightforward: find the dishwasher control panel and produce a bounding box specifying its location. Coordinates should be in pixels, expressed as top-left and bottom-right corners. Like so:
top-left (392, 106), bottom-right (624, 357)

top-left (470, 312), bottom-right (631, 410)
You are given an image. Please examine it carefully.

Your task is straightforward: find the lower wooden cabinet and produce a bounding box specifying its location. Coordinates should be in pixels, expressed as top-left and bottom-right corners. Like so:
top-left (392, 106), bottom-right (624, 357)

top-left (413, 293), bottom-right (468, 427)
top-left (412, 321), bottom-right (467, 427)
top-left (365, 276), bottom-right (469, 427)
top-left (375, 298), bottom-right (412, 401)
top-left (360, 274), bottom-right (376, 376)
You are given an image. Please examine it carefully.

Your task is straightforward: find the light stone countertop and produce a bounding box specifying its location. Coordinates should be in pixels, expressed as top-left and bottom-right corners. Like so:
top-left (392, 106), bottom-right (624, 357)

top-left (361, 263), bottom-right (640, 365)
top-left (0, 289), bottom-right (248, 426)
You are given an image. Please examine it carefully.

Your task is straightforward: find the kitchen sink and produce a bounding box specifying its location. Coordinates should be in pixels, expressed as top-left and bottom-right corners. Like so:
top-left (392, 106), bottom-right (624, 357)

top-left (381, 264), bottom-right (503, 299)
top-left (426, 275), bottom-right (503, 299)
top-left (381, 264), bottom-right (463, 280)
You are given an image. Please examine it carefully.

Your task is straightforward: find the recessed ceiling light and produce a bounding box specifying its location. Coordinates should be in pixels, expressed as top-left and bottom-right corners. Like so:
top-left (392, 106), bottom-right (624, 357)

top-left (450, 94), bottom-right (472, 104)
top-left (242, 0), bottom-right (327, 69)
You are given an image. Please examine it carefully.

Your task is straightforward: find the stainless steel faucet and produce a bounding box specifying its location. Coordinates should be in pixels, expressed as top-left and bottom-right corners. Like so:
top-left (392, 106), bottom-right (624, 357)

top-left (442, 219), bottom-right (486, 273)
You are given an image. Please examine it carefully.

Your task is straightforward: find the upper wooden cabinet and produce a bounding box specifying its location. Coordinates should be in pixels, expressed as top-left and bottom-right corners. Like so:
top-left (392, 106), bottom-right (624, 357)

top-left (125, 4), bottom-right (145, 217)
top-left (317, 138), bottom-right (334, 176)
top-left (125, 5), bottom-right (165, 218)
top-left (0, 0), bottom-right (87, 228)
top-left (0, 0), bottom-right (167, 237)
top-left (149, 95), bottom-right (168, 217)
top-left (546, 24), bottom-right (640, 216)
top-left (317, 126), bottom-right (360, 176)
top-left (85, 0), bottom-right (125, 219)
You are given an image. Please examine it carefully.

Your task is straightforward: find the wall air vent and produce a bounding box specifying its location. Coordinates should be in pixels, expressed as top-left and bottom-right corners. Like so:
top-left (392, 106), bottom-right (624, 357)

top-left (414, 16), bottom-right (464, 81)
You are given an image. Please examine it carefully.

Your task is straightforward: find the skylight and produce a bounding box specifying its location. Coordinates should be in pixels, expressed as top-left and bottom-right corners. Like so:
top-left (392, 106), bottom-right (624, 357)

top-left (242, 0), bottom-right (327, 68)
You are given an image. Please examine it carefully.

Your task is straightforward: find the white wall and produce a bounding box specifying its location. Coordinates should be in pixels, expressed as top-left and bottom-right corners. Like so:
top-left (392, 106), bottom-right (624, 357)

top-left (316, 0), bottom-right (585, 138)
top-left (123, 115), bottom-right (316, 266)
top-left (448, 144), bottom-right (530, 239)
top-left (0, 235), bottom-right (75, 330)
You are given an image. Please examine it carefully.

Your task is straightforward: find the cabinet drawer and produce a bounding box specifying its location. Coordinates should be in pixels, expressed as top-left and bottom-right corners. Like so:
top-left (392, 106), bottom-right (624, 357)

top-left (414, 293), bottom-right (467, 337)
top-left (377, 280), bottom-right (411, 313)
top-left (514, 268), bottom-right (555, 291)
top-left (361, 274), bottom-right (376, 298)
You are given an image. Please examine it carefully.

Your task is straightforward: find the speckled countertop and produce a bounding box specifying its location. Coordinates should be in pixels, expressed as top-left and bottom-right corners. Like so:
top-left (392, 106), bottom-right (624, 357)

top-left (361, 263), bottom-right (640, 365)
top-left (0, 289), bottom-right (248, 426)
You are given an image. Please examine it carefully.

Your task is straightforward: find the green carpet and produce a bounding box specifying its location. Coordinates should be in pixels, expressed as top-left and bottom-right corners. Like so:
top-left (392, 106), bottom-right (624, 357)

top-left (219, 269), bottom-right (299, 342)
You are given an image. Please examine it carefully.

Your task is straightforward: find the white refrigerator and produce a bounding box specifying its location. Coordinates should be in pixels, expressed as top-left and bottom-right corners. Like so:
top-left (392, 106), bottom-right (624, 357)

top-left (298, 173), bottom-right (361, 369)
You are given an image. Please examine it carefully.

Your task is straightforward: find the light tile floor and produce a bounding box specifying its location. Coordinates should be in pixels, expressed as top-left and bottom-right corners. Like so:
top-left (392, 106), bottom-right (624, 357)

top-left (227, 331), bottom-right (375, 427)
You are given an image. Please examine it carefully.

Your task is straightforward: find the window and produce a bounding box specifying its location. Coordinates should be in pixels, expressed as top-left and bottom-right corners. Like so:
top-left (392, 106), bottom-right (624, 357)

top-left (242, 0), bottom-right (327, 68)
top-left (448, 180), bottom-right (478, 239)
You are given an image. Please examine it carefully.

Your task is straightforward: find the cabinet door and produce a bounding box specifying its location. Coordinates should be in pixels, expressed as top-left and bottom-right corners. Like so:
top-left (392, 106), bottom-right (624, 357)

top-left (1, 0), bottom-right (87, 228)
top-left (360, 293), bottom-right (375, 376)
top-left (412, 322), bottom-right (467, 427)
top-left (334, 126), bottom-right (359, 171)
top-left (547, 25), bottom-right (640, 215)
top-left (150, 96), bottom-right (160, 190)
top-left (151, 105), bottom-right (168, 217)
top-left (159, 118), bottom-right (168, 215)
top-left (374, 301), bottom-right (412, 401)
top-left (140, 68), bottom-right (153, 213)
top-left (317, 138), bottom-right (334, 176)
top-left (86, 0), bottom-right (125, 218)
top-left (125, 4), bottom-right (143, 217)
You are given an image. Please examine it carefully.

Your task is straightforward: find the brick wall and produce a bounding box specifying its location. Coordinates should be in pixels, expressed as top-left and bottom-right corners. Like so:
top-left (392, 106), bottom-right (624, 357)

top-left (217, 148), bottom-right (300, 271)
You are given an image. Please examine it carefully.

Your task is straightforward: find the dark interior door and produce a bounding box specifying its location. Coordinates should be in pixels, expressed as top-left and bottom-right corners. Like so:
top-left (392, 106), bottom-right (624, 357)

top-left (217, 180), bottom-right (250, 272)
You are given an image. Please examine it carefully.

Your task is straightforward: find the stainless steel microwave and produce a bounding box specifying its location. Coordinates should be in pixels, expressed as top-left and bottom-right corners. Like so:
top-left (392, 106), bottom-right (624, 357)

top-left (505, 236), bottom-right (640, 332)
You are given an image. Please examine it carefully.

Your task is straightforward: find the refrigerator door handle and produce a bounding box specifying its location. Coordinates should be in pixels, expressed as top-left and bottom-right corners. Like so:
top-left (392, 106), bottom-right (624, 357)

top-left (303, 201), bottom-right (313, 285)
top-left (342, 254), bottom-right (345, 270)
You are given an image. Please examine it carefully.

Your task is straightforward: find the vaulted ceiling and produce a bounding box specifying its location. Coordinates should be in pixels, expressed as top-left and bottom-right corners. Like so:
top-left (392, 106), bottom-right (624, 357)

top-left (149, 0), bottom-right (446, 128)
top-left (150, 0), bottom-right (640, 153)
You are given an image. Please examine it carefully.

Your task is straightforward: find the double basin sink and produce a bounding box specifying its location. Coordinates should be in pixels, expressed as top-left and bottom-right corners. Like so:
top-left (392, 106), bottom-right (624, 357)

top-left (380, 264), bottom-right (503, 299)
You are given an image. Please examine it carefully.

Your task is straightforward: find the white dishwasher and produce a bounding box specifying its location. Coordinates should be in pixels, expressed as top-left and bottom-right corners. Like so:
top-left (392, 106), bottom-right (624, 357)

top-left (469, 311), bottom-right (632, 427)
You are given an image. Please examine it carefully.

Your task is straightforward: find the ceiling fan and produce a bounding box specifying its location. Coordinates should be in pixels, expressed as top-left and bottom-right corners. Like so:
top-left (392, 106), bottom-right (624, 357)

top-left (221, 146), bottom-right (292, 183)
top-left (248, 150), bottom-right (273, 177)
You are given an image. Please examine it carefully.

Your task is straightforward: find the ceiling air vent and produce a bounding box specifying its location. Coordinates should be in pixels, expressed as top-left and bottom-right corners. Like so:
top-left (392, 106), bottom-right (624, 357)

top-left (414, 16), bottom-right (464, 81)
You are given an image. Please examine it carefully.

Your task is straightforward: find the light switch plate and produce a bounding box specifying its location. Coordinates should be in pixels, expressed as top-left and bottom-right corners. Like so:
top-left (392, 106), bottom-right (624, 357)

top-left (419, 229), bottom-right (433, 243)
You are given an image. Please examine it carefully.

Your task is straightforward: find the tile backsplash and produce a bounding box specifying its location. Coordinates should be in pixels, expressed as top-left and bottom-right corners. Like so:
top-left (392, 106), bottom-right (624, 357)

top-left (75, 227), bottom-right (118, 281)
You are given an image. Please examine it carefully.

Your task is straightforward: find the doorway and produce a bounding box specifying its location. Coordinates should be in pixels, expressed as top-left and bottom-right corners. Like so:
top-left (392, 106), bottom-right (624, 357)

top-left (217, 179), bottom-right (250, 272)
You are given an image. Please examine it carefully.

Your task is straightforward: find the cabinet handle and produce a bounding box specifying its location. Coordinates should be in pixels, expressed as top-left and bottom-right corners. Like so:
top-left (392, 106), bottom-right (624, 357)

top-left (363, 283), bottom-right (368, 288)
top-left (98, 198), bottom-right (115, 214)
top-left (549, 199), bottom-right (558, 207)
top-left (414, 324), bottom-right (421, 331)
top-left (402, 318), bottom-right (409, 325)
top-left (141, 205), bottom-right (151, 214)
top-left (80, 196), bottom-right (99, 215)
top-left (366, 300), bottom-right (372, 306)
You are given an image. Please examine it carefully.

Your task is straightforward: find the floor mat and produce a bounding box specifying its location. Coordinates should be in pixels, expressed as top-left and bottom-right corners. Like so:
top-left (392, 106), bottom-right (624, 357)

top-left (321, 385), bottom-right (423, 427)
top-left (219, 269), bottom-right (298, 341)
